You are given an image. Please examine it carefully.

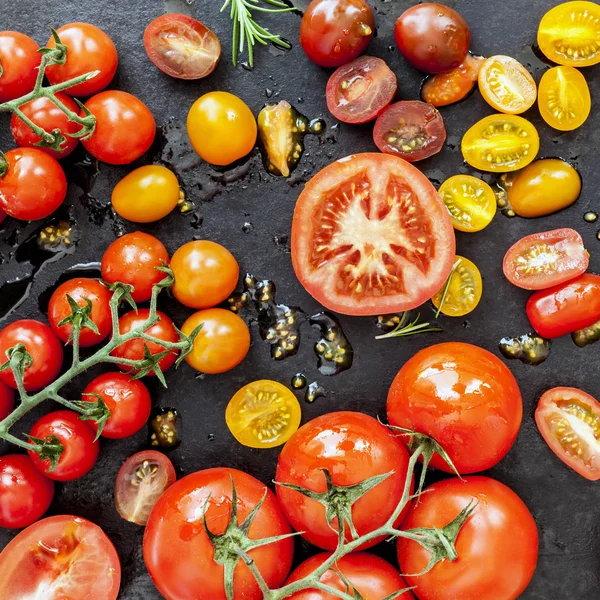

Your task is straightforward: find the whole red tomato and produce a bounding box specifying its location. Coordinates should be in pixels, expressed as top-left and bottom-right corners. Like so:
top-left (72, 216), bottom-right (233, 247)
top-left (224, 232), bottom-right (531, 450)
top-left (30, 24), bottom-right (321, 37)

top-left (0, 454), bottom-right (54, 529)
top-left (397, 477), bottom-right (538, 600)
top-left (144, 467), bottom-right (294, 600)
top-left (0, 379), bottom-right (15, 420)
top-left (0, 31), bottom-right (41, 102)
top-left (276, 411), bottom-right (412, 551)
top-left (0, 320), bottom-right (63, 392)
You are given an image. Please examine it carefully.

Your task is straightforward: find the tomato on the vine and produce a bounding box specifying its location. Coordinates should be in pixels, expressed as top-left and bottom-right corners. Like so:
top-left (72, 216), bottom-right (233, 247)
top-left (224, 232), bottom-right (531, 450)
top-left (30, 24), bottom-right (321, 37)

top-left (431, 256), bottom-right (482, 317)
top-left (0, 31), bottom-right (41, 102)
top-left (0, 379), bottom-right (15, 420)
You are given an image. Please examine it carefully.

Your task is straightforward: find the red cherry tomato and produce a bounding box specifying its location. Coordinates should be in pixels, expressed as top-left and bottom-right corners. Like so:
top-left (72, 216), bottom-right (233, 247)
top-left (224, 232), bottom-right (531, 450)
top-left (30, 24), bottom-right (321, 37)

top-left (300, 0), bottom-right (375, 68)
top-left (82, 91), bottom-right (156, 165)
top-left (0, 454), bottom-right (54, 529)
top-left (0, 379), bottom-right (15, 420)
top-left (0, 31), bottom-right (41, 102)
top-left (0, 148), bottom-right (67, 221)
top-left (0, 320), bottom-right (63, 392)
top-left (45, 23), bottom-right (118, 96)
top-left (28, 410), bottom-right (99, 481)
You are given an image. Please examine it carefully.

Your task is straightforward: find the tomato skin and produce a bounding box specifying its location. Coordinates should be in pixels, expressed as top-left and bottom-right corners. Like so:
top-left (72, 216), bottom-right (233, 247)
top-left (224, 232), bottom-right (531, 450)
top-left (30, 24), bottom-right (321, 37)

top-left (276, 411), bottom-right (412, 551)
top-left (0, 31), bottom-right (41, 102)
top-left (300, 0), bottom-right (375, 68)
top-left (101, 232), bottom-right (170, 303)
top-left (0, 455), bottom-right (54, 529)
top-left (82, 91), bottom-right (156, 165)
top-left (0, 379), bottom-right (15, 420)
top-left (0, 148), bottom-right (67, 221)
top-left (46, 23), bottom-right (118, 96)
top-left (144, 467), bottom-right (294, 600)
top-left (28, 410), bottom-right (99, 481)
top-left (0, 320), bottom-right (63, 392)
top-left (398, 477), bottom-right (538, 600)
top-left (387, 342), bottom-right (522, 474)
top-left (526, 274), bottom-right (600, 339)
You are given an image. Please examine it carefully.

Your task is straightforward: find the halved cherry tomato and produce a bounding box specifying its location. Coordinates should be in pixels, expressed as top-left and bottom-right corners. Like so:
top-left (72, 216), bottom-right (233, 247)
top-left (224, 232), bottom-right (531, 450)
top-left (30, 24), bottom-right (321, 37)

top-left (536, 387), bottom-right (600, 480)
top-left (373, 101), bottom-right (446, 162)
top-left (538, 66), bottom-right (591, 131)
top-left (326, 56), bottom-right (397, 124)
top-left (503, 228), bottom-right (588, 290)
top-left (0, 379), bottom-right (14, 420)
top-left (461, 114), bottom-right (539, 172)
top-left (115, 450), bottom-right (176, 525)
top-left (431, 256), bottom-right (482, 317)
top-left (0, 31), bottom-right (41, 102)
top-left (527, 274), bottom-right (600, 338)
top-left (291, 153), bottom-right (455, 316)
top-left (0, 515), bottom-right (121, 599)
top-left (144, 13), bottom-right (221, 80)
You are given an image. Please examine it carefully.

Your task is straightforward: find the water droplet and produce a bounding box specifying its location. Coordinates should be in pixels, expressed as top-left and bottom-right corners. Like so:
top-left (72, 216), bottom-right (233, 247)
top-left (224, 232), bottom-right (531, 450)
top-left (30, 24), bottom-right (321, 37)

top-left (241, 62), bottom-right (253, 71)
top-left (291, 373), bottom-right (307, 389)
top-left (584, 211), bottom-right (598, 223)
top-left (207, 433), bottom-right (215, 442)
top-left (265, 88), bottom-right (274, 98)
top-left (242, 222), bottom-right (254, 234)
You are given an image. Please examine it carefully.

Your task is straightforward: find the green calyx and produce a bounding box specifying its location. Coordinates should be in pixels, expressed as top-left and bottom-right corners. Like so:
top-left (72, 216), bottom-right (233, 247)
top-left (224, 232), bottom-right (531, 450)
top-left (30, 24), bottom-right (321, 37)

top-left (26, 434), bottom-right (64, 471)
top-left (75, 394), bottom-right (111, 440)
top-left (0, 150), bottom-right (9, 179)
top-left (57, 295), bottom-right (100, 340)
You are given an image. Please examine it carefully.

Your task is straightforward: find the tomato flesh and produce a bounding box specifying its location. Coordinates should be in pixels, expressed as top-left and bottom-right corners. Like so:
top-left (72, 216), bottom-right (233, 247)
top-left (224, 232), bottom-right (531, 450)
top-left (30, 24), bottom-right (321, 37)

top-left (431, 256), bottom-right (482, 317)
top-left (438, 175), bottom-right (496, 232)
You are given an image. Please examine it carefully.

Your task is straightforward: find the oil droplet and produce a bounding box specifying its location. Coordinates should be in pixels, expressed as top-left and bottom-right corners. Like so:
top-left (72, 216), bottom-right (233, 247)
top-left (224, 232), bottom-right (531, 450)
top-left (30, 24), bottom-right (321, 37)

top-left (584, 211), bottom-right (598, 223)
top-left (309, 118), bottom-right (326, 135)
top-left (572, 320), bottom-right (600, 347)
top-left (305, 382), bottom-right (326, 403)
top-left (291, 373), bottom-right (307, 389)
top-left (310, 312), bottom-right (353, 375)
top-left (242, 222), bottom-right (254, 234)
top-left (493, 174), bottom-right (517, 218)
top-left (178, 187), bottom-right (194, 214)
top-left (499, 334), bottom-right (551, 366)
top-left (149, 407), bottom-right (182, 451)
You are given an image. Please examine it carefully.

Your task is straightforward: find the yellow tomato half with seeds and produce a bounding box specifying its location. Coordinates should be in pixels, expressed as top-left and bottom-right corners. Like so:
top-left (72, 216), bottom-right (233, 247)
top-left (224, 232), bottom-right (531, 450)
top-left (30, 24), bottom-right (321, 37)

top-left (438, 175), bottom-right (496, 232)
top-left (432, 256), bottom-right (482, 317)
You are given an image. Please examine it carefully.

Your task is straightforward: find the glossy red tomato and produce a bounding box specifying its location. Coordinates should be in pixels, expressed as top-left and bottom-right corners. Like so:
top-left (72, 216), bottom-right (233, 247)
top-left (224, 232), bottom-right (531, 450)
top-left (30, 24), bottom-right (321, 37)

top-left (0, 31), bottom-right (41, 102)
top-left (0, 148), bottom-right (67, 221)
top-left (82, 91), bottom-right (156, 165)
top-left (46, 23), bottom-right (118, 96)
top-left (276, 411), bottom-right (412, 551)
top-left (300, 0), bottom-right (375, 68)
top-left (291, 153), bottom-right (455, 316)
top-left (397, 477), bottom-right (538, 600)
top-left (387, 342), bottom-right (522, 474)
top-left (526, 273), bottom-right (600, 338)
top-left (0, 379), bottom-right (15, 420)
top-left (0, 515), bottom-right (121, 599)
top-left (48, 278), bottom-right (112, 347)
top-left (28, 410), bottom-right (99, 481)
top-left (394, 3), bottom-right (470, 74)
top-left (83, 372), bottom-right (151, 439)
top-left (144, 467), bottom-right (294, 600)
top-left (0, 454), bottom-right (54, 529)
top-left (0, 320), bottom-right (63, 391)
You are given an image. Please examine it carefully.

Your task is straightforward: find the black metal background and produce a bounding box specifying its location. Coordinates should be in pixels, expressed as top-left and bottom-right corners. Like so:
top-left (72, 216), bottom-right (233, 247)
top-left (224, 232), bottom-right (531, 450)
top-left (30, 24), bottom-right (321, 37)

top-left (1, 1), bottom-right (599, 598)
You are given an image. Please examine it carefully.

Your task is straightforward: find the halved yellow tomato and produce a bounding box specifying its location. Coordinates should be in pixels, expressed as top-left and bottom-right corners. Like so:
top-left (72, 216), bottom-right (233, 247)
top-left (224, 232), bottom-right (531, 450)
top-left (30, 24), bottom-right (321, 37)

top-left (431, 256), bottom-right (482, 317)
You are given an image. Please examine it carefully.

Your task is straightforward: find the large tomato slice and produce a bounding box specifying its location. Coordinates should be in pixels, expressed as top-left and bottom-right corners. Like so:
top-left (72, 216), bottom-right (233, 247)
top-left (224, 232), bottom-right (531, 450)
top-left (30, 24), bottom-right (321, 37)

top-left (291, 153), bottom-right (455, 316)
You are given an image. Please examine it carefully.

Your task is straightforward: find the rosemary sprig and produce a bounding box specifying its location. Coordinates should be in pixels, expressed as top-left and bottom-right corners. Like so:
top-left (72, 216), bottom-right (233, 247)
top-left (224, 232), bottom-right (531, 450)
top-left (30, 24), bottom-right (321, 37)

top-left (375, 312), bottom-right (442, 340)
top-left (434, 258), bottom-right (463, 319)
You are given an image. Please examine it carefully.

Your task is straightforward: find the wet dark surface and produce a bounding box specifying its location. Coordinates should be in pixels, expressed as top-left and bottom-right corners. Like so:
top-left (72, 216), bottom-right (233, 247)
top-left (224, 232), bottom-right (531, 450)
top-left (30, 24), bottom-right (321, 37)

top-left (1, 1), bottom-right (600, 599)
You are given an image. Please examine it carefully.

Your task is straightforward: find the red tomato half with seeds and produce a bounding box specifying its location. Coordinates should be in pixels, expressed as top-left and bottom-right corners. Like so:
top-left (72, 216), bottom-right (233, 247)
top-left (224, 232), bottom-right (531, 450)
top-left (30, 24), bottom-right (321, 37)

top-left (0, 31), bottom-right (41, 102)
top-left (291, 153), bottom-right (455, 316)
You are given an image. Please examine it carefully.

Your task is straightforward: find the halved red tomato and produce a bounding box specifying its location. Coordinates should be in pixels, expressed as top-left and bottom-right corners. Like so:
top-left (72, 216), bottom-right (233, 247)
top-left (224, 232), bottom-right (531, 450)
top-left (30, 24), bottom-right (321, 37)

top-left (326, 56), bottom-right (397, 124)
top-left (536, 387), bottom-right (600, 480)
top-left (503, 228), bottom-right (589, 290)
top-left (373, 101), bottom-right (446, 162)
top-left (0, 515), bottom-right (121, 599)
top-left (291, 153), bottom-right (455, 316)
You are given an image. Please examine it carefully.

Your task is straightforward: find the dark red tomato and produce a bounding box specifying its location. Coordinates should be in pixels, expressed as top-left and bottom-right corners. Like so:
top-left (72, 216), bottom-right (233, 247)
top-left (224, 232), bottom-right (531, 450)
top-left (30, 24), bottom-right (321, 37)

top-left (82, 91), bottom-right (156, 165)
top-left (300, 0), bottom-right (375, 68)
top-left (28, 410), bottom-right (99, 481)
top-left (326, 56), bottom-right (397, 124)
top-left (83, 372), bottom-right (151, 439)
top-left (536, 387), bottom-right (600, 480)
top-left (144, 13), bottom-right (221, 80)
top-left (0, 31), bottom-right (41, 102)
top-left (10, 94), bottom-right (81, 159)
top-left (286, 552), bottom-right (414, 599)
top-left (48, 278), bottom-right (112, 347)
top-left (112, 309), bottom-right (179, 376)
top-left (0, 148), bottom-right (67, 221)
top-left (398, 477), bottom-right (538, 600)
top-left (0, 454), bottom-right (54, 529)
top-left (526, 273), bottom-right (600, 338)
top-left (0, 379), bottom-right (15, 420)
top-left (394, 3), bottom-right (470, 74)
top-left (45, 23), bottom-right (118, 97)
top-left (374, 101), bottom-right (446, 161)
top-left (504, 228), bottom-right (589, 291)
top-left (0, 320), bottom-right (63, 392)
top-left (276, 411), bottom-right (412, 551)
top-left (387, 342), bottom-right (523, 474)
top-left (144, 467), bottom-right (294, 600)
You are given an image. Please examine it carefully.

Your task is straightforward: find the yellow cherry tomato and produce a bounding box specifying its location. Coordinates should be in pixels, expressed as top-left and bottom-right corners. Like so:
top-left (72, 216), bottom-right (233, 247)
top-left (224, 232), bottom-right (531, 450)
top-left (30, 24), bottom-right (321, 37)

top-left (478, 55), bottom-right (537, 114)
top-left (538, 66), bottom-right (591, 131)
top-left (431, 256), bottom-right (482, 317)
top-left (111, 165), bottom-right (179, 223)
top-left (187, 91), bottom-right (257, 166)
top-left (538, 1), bottom-right (600, 67)
top-left (461, 114), bottom-right (539, 172)
top-left (505, 158), bottom-right (582, 218)
top-left (225, 379), bottom-right (301, 449)
top-left (438, 175), bottom-right (496, 233)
